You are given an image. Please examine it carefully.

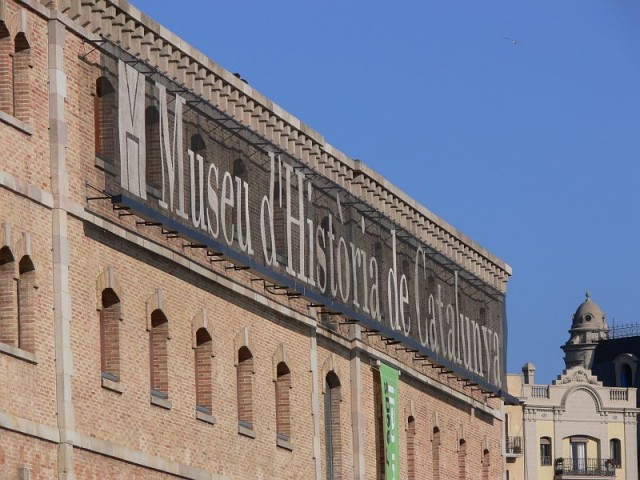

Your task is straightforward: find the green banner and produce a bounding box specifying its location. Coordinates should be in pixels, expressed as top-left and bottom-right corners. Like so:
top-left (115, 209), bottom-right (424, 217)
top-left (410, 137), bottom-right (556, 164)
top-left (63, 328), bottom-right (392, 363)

top-left (380, 363), bottom-right (400, 480)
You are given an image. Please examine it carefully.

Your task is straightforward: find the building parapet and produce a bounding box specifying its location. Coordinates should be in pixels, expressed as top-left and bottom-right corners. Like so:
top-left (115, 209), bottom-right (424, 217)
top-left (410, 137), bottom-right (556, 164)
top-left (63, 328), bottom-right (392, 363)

top-left (39, 0), bottom-right (511, 293)
top-left (609, 388), bottom-right (628, 401)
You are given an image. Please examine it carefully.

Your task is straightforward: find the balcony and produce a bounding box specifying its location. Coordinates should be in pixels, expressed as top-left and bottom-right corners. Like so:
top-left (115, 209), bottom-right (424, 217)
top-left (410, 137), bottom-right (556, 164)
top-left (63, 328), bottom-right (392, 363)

top-left (531, 385), bottom-right (550, 398)
top-left (554, 458), bottom-right (616, 478)
top-left (505, 436), bottom-right (523, 456)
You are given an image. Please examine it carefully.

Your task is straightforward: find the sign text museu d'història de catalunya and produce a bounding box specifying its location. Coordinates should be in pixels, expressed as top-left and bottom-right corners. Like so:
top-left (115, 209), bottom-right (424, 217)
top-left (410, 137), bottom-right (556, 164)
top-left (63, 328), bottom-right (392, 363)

top-left (109, 59), bottom-right (506, 391)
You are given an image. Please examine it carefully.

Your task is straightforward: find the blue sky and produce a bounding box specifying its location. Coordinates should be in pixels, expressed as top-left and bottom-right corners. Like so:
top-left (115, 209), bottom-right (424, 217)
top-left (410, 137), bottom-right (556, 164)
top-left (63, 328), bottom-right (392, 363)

top-left (130, 0), bottom-right (640, 384)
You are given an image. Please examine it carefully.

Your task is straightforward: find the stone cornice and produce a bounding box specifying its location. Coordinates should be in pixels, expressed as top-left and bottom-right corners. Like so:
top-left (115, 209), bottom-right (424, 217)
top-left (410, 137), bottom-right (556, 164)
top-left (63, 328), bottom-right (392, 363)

top-left (33, 0), bottom-right (511, 292)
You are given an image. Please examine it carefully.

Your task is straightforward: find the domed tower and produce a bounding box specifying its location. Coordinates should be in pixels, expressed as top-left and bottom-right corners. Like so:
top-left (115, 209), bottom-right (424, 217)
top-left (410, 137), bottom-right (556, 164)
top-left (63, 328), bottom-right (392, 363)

top-left (561, 292), bottom-right (609, 370)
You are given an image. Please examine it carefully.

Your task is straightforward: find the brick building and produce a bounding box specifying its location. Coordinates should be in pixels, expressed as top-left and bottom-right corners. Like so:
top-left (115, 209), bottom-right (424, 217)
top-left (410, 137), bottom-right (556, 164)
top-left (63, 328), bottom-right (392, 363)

top-left (0, 1), bottom-right (514, 479)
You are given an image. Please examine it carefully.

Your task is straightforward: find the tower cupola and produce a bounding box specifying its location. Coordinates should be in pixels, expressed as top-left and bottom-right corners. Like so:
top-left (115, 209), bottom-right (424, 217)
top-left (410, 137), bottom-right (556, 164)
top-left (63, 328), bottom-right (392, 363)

top-left (561, 292), bottom-right (608, 370)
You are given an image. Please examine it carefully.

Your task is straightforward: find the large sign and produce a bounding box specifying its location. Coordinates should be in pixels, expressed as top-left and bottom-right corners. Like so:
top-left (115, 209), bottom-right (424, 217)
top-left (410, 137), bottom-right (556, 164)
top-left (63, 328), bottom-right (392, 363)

top-left (380, 363), bottom-right (400, 480)
top-left (98, 54), bottom-right (507, 393)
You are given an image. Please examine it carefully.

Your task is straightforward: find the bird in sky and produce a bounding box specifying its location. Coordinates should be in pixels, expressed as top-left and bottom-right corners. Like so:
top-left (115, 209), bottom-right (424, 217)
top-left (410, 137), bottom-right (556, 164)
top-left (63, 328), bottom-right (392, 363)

top-left (504, 36), bottom-right (521, 46)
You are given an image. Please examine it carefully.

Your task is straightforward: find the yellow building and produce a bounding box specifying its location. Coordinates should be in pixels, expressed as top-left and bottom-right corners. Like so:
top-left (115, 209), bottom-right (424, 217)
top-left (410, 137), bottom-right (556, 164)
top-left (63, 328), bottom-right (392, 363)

top-left (505, 294), bottom-right (639, 480)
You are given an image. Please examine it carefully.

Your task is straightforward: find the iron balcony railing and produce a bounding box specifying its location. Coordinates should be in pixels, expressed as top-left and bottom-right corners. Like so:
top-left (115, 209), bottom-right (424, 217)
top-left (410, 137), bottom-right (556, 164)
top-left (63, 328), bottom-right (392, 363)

top-left (610, 322), bottom-right (640, 339)
top-left (505, 436), bottom-right (523, 454)
top-left (554, 458), bottom-right (616, 476)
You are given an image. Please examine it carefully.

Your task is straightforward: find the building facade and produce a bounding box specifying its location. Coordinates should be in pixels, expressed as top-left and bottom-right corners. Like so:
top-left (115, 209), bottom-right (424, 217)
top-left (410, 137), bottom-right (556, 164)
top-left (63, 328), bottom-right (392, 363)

top-left (505, 294), bottom-right (640, 480)
top-left (0, 1), bottom-right (513, 479)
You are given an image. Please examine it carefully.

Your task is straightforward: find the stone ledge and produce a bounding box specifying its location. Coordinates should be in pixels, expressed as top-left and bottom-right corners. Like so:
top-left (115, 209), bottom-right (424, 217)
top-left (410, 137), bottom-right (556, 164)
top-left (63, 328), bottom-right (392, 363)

top-left (0, 111), bottom-right (34, 136)
top-left (195, 409), bottom-right (216, 425)
top-left (94, 156), bottom-right (118, 176)
top-left (276, 436), bottom-right (293, 451)
top-left (73, 430), bottom-right (218, 480)
top-left (101, 375), bottom-right (124, 394)
top-left (0, 410), bottom-right (59, 444)
top-left (0, 342), bottom-right (38, 364)
top-left (237, 423), bottom-right (256, 439)
top-left (0, 170), bottom-right (54, 209)
top-left (0, 407), bottom-right (219, 479)
top-left (150, 394), bottom-right (172, 410)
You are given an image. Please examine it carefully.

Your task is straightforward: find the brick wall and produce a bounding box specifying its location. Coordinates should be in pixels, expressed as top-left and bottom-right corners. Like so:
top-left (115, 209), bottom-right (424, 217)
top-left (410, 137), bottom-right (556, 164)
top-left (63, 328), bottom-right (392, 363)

top-left (0, 430), bottom-right (57, 479)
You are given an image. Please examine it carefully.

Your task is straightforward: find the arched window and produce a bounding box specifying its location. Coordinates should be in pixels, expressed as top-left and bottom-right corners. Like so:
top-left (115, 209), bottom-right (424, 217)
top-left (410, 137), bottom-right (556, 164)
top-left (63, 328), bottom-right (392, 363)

top-left (614, 354), bottom-right (637, 387)
top-left (432, 427), bottom-right (441, 480)
top-left (610, 438), bottom-right (622, 468)
top-left (540, 437), bottom-right (552, 466)
top-left (95, 76), bottom-right (116, 162)
top-left (274, 180), bottom-right (287, 264)
top-left (100, 288), bottom-right (121, 380)
top-left (374, 373), bottom-right (385, 478)
top-left (13, 32), bottom-right (30, 123)
top-left (482, 449), bottom-right (490, 480)
top-left (0, 21), bottom-right (12, 115)
top-left (458, 438), bottom-right (467, 480)
top-left (275, 361), bottom-right (291, 443)
top-left (17, 256), bottom-right (35, 352)
top-left (407, 416), bottom-right (416, 480)
top-left (145, 105), bottom-right (161, 191)
top-left (195, 327), bottom-right (213, 414)
top-left (0, 246), bottom-right (16, 346)
top-left (324, 371), bottom-right (341, 480)
top-left (427, 275), bottom-right (436, 302)
top-left (233, 158), bottom-right (247, 181)
top-left (621, 364), bottom-right (633, 388)
top-left (149, 309), bottom-right (169, 399)
top-left (237, 346), bottom-right (254, 430)
top-left (190, 133), bottom-right (206, 155)
top-left (190, 133), bottom-right (207, 230)
top-left (232, 158), bottom-right (250, 247)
